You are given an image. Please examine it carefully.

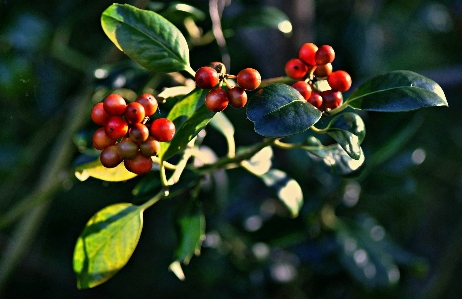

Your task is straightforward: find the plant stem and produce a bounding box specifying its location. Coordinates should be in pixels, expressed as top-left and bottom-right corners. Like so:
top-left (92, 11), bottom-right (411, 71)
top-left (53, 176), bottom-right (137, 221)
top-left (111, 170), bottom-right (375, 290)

top-left (259, 76), bottom-right (295, 88)
top-left (194, 137), bottom-right (277, 174)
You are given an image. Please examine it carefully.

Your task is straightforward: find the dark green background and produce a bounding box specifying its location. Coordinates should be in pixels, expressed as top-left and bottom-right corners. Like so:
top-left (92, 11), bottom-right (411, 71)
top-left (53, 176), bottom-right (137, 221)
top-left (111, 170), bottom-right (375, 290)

top-left (1, 0), bottom-right (461, 298)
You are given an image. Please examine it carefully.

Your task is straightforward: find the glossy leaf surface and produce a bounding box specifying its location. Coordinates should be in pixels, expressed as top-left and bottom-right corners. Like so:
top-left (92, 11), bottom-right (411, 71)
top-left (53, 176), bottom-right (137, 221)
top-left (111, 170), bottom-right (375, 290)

top-left (345, 70), bottom-right (447, 112)
top-left (247, 84), bottom-right (322, 137)
top-left (73, 203), bottom-right (143, 289)
top-left (308, 144), bottom-right (365, 176)
top-left (101, 4), bottom-right (190, 72)
top-left (160, 103), bottom-right (215, 160)
top-left (325, 113), bottom-right (366, 160)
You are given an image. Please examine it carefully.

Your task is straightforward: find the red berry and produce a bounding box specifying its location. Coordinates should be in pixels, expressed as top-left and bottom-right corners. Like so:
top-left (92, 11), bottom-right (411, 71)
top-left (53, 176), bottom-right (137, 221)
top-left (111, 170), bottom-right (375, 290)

top-left (195, 66), bottom-right (220, 89)
top-left (313, 63), bottom-right (333, 78)
top-left (140, 136), bottom-right (161, 157)
top-left (91, 102), bottom-right (110, 126)
top-left (285, 58), bottom-right (308, 80)
top-left (320, 90), bottom-right (343, 110)
top-left (236, 68), bottom-right (261, 90)
top-left (124, 102), bottom-right (146, 124)
top-left (135, 93), bottom-right (158, 116)
top-left (103, 94), bottom-right (127, 116)
top-left (205, 88), bottom-right (229, 112)
top-left (92, 127), bottom-right (117, 150)
top-left (100, 145), bottom-right (123, 168)
top-left (307, 92), bottom-right (323, 109)
top-left (292, 81), bottom-right (312, 100)
top-left (298, 43), bottom-right (318, 66)
top-left (105, 116), bottom-right (128, 139)
top-left (327, 70), bottom-right (352, 92)
top-left (127, 152), bottom-right (153, 174)
top-left (118, 138), bottom-right (139, 160)
top-left (315, 45), bottom-right (335, 65)
top-left (150, 118), bottom-right (175, 142)
top-left (227, 86), bottom-right (248, 108)
top-left (129, 123), bottom-right (149, 144)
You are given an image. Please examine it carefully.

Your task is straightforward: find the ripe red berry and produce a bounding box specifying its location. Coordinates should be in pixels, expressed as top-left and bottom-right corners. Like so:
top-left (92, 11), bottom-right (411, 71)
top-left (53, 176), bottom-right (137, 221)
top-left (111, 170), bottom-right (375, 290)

top-left (150, 118), bottom-right (176, 142)
top-left (307, 92), bottom-right (323, 109)
top-left (205, 88), bottom-right (229, 112)
top-left (314, 63), bottom-right (333, 78)
top-left (124, 102), bottom-right (146, 124)
top-left (298, 43), bottom-right (318, 66)
top-left (126, 152), bottom-right (153, 174)
top-left (327, 70), bottom-right (352, 92)
top-left (236, 68), bottom-right (261, 90)
top-left (100, 145), bottom-right (123, 168)
top-left (135, 93), bottom-right (158, 116)
top-left (285, 58), bottom-right (308, 80)
top-left (129, 123), bottom-right (149, 144)
top-left (103, 94), bottom-right (127, 116)
top-left (118, 138), bottom-right (139, 160)
top-left (315, 45), bottom-right (335, 65)
top-left (320, 90), bottom-right (343, 110)
top-left (195, 66), bottom-right (220, 89)
top-left (140, 136), bottom-right (161, 157)
top-left (227, 86), bottom-right (248, 108)
top-left (91, 102), bottom-right (110, 126)
top-left (92, 127), bottom-right (117, 150)
top-left (292, 81), bottom-right (312, 100)
top-left (105, 116), bottom-right (128, 139)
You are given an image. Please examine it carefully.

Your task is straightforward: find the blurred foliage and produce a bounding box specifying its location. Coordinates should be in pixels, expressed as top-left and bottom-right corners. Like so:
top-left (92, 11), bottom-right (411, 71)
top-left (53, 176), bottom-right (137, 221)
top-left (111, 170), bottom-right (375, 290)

top-left (0, 0), bottom-right (462, 298)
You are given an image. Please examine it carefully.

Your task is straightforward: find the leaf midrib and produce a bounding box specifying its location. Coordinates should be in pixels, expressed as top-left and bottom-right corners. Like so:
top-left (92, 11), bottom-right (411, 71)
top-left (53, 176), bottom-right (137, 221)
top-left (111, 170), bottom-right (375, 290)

top-left (346, 85), bottom-right (442, 104)
top-left (103, 7), bottom-right (186, 66)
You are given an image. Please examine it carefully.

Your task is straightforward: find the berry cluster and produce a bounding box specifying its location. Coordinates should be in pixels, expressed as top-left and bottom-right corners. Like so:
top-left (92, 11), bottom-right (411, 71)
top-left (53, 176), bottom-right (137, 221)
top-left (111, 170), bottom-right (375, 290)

top-left (285, 43), bottom-right (352, 111)
top-left (90, 93), bottom-right (175, 174)
top-left (195, 62), bottom-right (261, 112)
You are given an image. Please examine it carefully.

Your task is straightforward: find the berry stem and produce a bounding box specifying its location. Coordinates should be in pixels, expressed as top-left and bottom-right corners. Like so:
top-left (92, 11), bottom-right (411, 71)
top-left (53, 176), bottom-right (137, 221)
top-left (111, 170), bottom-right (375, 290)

top-left (194, 137), bottom-right (277, 174)
top-left (273, 139), bottom-right (326, 151)
top-left (309, 126), bottom-right (327, 134)
top-left (259, 76), bottom-right (295, 88)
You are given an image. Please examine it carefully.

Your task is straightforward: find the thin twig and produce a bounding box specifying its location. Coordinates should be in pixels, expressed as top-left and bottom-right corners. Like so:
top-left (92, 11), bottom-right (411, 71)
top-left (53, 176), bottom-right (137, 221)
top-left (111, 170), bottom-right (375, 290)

top-left (209, 0), bottom-right (230, 69)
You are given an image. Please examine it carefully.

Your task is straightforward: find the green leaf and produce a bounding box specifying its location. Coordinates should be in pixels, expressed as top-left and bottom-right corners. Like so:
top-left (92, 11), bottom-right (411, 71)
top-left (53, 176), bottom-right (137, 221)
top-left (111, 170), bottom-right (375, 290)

top-left (247, 84), bottom-right (322, 137)
top-left (75, 158), bottom-right (137, 182)
top-left (308, 144), bottom-right (365, 176)
top-left (259, 169), bottom-right (303, 218)
top-left (345, 70), bottom-right (447, 112)
top-left (172, 199), bottom-right (205, 265)
top-left (222, 6), bottom-right (292, 34)
top-left (101, 4), bottom-right (191, 73)
top-left (73, 203), bottom-right (143, 289)
top-left (325, 113), bottom-right (366, 160)
top-left (161, 103), bottom-right (215, 160)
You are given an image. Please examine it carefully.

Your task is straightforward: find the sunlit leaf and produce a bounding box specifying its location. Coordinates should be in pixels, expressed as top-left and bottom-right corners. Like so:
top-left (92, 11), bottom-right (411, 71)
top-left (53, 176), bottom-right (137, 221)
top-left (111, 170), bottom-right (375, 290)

top-left (345, 70), bottom-right (447, 112)
top-left (101, 4), bottom-right (191, 73)
top-left (75, 158), bottom-right (137, 182)
top-left (259, 169), bottom-right (303, 218)
top-left (247, 84), bottom-right (322, 137)
top-left (73, 203), bottom-right (143, 289)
